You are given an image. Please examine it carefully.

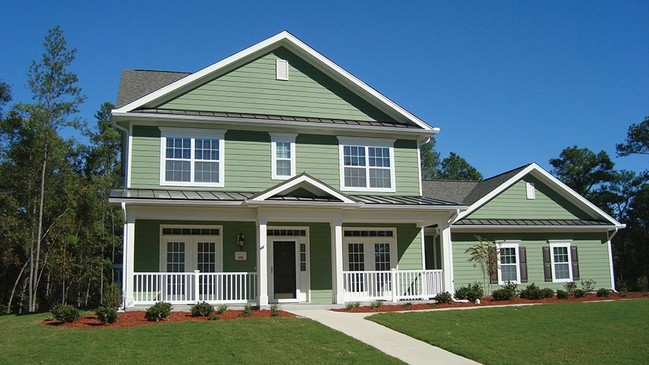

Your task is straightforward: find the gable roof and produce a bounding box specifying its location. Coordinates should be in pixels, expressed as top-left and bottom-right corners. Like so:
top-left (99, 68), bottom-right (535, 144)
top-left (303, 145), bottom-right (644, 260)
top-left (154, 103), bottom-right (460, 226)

top-left (112, 31), bottom-right (435, 133)
top-left (249, 173), bottom-right (358, 205)
top-left (117, 70), bottom-right (190, 108)
top-left (423, 163), bottom-right (624, 229)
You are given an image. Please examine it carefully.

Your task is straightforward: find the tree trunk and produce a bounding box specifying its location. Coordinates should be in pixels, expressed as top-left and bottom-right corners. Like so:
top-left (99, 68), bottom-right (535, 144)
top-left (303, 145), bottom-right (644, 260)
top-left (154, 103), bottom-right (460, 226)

top-left (31, 142), bottom-right (49, 312)
top-left (7, 261), bottom-right (29, 314)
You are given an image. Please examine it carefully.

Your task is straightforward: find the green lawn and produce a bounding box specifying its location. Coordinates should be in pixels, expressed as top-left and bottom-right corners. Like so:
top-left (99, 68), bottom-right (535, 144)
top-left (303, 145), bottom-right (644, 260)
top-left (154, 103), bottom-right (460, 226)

top-left (0, 314), bottom-right (403, 365)
top-left (369, 299), bottom-right (649, 365)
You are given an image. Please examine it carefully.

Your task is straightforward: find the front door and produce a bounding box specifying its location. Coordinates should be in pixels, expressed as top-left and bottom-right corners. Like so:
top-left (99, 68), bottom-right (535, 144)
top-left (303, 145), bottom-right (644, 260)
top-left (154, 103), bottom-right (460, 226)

top-left (273, 241), bottom-right (296, 300)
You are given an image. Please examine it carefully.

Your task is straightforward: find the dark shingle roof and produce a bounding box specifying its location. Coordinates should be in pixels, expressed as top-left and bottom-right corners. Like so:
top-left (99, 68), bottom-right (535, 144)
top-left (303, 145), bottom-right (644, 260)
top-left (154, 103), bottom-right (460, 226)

top-left (116, 70), bottom-right (190, 108)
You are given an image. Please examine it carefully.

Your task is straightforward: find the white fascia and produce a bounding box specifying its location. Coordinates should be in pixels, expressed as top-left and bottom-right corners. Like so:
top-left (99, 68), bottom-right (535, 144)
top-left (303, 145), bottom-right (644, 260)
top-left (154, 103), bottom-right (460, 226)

top-left (251, 174), bottom-right (357, 204)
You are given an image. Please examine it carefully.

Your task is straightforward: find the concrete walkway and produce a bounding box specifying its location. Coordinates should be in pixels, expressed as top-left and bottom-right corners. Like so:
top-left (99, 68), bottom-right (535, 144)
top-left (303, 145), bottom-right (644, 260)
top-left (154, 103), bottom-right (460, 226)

top-left (284, 306), bottom-right (480, 365)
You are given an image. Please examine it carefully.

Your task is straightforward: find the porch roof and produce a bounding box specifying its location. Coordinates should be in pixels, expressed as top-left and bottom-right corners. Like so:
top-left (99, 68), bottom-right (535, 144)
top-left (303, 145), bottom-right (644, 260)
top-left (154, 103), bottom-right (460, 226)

top-left (109, 188), bottom-right (462, 207)
top-left (454, 218), bottom-right (614, 228)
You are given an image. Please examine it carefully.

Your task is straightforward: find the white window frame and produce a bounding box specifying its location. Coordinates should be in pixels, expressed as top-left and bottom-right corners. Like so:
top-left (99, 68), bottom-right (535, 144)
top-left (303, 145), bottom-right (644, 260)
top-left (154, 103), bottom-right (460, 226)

top-left (270, 133), bottom-right (296, 180)
top-left (550, 241), bottom-right (573, 283)
top-left (338, 137), bottom-right (396, 192)
top-left (159, 127), bottom-right (225, 187)
top-left (496, 241), bottom-right (520, 285)
top-left (159, 225), bottom-right (223, 273)
top-left (342, 228), bottom-right (398, 270)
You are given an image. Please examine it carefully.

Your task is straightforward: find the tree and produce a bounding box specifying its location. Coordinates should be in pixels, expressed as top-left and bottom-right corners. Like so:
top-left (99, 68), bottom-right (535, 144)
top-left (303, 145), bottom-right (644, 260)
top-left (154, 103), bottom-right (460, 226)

top-left (549, 146), bottom-right (614, 200)
top-left (438, 152), bottom-right (483, 181)
top-left (617, 116), bottom-right (649, 157)
top-left (465, 236), bottom-right (498, 292)
top-left (420, 138), bottom-right (441, 180)
top-left (0, 81), bottom-right (10, 117)
top-left (9, 26), bottom-right (85, 312)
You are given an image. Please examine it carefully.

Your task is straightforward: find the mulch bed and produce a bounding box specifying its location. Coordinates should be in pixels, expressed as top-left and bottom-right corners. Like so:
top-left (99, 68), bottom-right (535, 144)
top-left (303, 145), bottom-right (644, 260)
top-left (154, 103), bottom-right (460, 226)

top-left (43, 309), bottom-right (296, 329)
top-left (333, 292), bottom-right (649, 313)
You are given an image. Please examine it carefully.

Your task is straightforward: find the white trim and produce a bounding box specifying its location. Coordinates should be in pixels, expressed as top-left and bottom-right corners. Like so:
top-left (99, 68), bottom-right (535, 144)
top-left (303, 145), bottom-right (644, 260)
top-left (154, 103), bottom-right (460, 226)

top-left (417, 140), bottom-right (423, 196)
top-left (607, 240), bottom-right (615, 290)
top-left (270, 133), bottom-right (297, 180)
top-left (113, 31), bottom-right (435, 132)
top-left (158, 224), bottom-right (223, 273)
top-left (252, 174), bottom-right (356, 204)
top-left (342, 227), bottom-right (398, 271)
top-left (526, 182), bottom-right (535, 200)
top-left (267, 226), bottom-right (310, 303)
top-left (496, 241), bottom-right (521, 285)
top-left (276, 59), bottom-right (289, 80)
top-left (549, 241), bottom-right (573, 283)
top-left (127, 123), bottom-right (133, 188)
top-left (159, 128), bottom-right (225, 187)
top-left (338, 138), bottom-right (396, 193)
top-left (455, 163), bottom-right (625, 229)
top-left (451, 225), bottom-right (619, 232)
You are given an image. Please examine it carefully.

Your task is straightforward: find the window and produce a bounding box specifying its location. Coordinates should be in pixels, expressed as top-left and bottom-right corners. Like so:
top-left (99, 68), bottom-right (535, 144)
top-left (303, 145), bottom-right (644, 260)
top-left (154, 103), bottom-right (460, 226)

top-left (160, 128), bottom-right (224, 186)
top-left (270, 133), bottom-right (296, 179)
top-left (498, 243), bottom-right (520, 284)
top-left (338, 138), bottom-right (395, 191)
top-left (550, 243), bottom-right (572, 282)
top-left (374, 243), bottom-right (391, 271)
top-left (160, 225), bottom-right (222, 273)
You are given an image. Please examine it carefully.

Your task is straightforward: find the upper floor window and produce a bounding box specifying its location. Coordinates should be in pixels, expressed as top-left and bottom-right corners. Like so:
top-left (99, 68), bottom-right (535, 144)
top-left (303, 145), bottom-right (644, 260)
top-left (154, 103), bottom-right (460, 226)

top-left (338, 138), bottom-right (395, 192)
top-left (160, 128), bottom-right (225, 187)
top-left (270, 133), bottom-right (296, 180)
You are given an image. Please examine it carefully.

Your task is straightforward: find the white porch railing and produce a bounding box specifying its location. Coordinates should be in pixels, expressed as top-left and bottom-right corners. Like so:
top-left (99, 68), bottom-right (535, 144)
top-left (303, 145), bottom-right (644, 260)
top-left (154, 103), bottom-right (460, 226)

top-left (132, 271), bottom-right (257, 305)
top-left (342, 269), bottom-right (443, 302)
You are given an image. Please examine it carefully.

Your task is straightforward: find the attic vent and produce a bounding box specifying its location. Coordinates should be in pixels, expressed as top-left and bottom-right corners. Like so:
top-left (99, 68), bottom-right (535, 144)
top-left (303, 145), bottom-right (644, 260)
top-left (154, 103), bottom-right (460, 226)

top-left (276, 59), bottom-right (289, 80)
top-left (526, 182), bottom-right (536, 200)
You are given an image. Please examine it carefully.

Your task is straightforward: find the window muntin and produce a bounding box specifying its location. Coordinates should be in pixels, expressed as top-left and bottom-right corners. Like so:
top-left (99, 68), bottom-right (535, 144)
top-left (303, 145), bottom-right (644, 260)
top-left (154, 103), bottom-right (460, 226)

top-left (348, 243), bottom-right (365, 271)
top-left (197, 242), bottom-right (216, 273)
top-left (552, 246), bottom-right (571, 280)
top-left (374, 243), bottom-right (391, 271)
top-left (166, 242), bottom-right (186, 272)
top-left (270, 134), bottom-right (296, 180)
top-left (160, 129), bottom-right (224, 187)
top-left (497, 242), bottom-right (520, 284)
top-left (340, 142), bottom-right (394, 191)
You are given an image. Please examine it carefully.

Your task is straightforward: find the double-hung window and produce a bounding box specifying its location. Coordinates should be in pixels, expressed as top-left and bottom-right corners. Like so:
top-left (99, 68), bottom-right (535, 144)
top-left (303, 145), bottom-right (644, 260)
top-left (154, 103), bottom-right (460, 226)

top-left (160, 128), bottom-right (224, 187)
top-left (497, 243), bottom-right (520, 284)
top-left (550, 242), bottom-right (572, 282)
top-left (270, 133), bottom-right (296, 180)
top-left (338, 138), bottom-right (395, 192)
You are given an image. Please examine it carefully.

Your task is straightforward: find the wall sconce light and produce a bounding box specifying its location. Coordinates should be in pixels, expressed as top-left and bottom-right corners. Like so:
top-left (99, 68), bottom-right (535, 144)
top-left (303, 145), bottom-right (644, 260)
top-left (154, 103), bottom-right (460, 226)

top-left (237, 233), bottom-right (245, 250)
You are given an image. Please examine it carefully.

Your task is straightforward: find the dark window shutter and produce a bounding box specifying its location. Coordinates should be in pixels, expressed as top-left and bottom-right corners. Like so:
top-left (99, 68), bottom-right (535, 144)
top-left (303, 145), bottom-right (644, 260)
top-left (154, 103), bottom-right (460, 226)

top-left (519, 246), bottom-right (528, 283)
top-left (542, 246), bottom-right (552, 282)
top-left (571, 246), bottom-right (580, 281)
top-left (489, 246), bottom-right (498, 284)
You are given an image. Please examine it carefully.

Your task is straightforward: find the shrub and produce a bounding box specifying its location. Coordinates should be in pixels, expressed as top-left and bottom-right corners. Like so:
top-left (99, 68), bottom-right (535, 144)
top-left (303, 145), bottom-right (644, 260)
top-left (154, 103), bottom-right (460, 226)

top-left (502, 282), bottom-right (518, 295)
top-left (573, 289), bottom-right (587, 298)
top-left (556, 289), bottom-right (569, 299)
top-left (563, 281), bottom-right (577, 294)
top-left (401, 302), bottom-right (413, 307)
top-left (242, 304), bottom-right (252, 317)
top-left (270, 303), bottom-right (280, 317)
top-left (51, 304), bottom-right (80, 323)
top-left (216, 304), bottom-right (228, 314)
top-left (208, 313), bottom-right (220, 320)
top-left (581, 279), bottom-right (596, 293)
top-left (596, 288), bottom-right (611, 297)
top-left (191, 301), bottom-right (214, 317)
top-left (635, 276), bottom-right (648, 291)
top-left (520, 283), bottom-right (542, 300)
top-left (434, 291), bottom-right (453, 304)
top-left (345, 302), bottom-right (360, 310)
top-left (370, 300), bottom-right (383, 309)
top-left (454, 286), bottom-right (470, 300)
top-left (0, 304), bottom-right (7, 316)
top-left (95, 306), bottom-right (118, 324)
top-left (145, 302), bottom-right (172, 321)
top-left (540, 288), bottom-right (555, 299)
top-left (491, 288), bottom-right (516, 301)
top-left (102, 284), bottom-right (123, 309)
top-left (455, 282), bottom-right (484, 302)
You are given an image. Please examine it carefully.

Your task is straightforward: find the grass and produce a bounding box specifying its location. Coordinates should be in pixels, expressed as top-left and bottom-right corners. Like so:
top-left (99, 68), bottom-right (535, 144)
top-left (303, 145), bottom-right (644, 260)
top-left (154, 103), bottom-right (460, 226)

top-left (0, 314), bottom-right (404, 365)
top-left (369, 299), bottom-right (649, 365)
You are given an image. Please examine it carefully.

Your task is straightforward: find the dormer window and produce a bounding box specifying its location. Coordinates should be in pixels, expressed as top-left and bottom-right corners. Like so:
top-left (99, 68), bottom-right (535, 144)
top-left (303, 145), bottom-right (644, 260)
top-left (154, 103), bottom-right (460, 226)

top-left (159, 128), bottom-right (225, 187)
top-left (338, 137), bottom-right (395, 192)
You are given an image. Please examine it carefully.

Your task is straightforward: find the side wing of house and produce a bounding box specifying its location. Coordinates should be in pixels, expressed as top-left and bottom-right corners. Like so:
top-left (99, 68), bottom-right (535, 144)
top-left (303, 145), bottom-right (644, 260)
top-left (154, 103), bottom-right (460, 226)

top-left (449, 165), bottom-right (623, 293)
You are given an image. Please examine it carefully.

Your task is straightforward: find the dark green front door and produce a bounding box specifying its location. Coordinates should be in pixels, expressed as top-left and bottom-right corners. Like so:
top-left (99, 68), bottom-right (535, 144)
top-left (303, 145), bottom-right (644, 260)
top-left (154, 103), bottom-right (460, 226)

top-left (273, 241), bottom-right (296, 299)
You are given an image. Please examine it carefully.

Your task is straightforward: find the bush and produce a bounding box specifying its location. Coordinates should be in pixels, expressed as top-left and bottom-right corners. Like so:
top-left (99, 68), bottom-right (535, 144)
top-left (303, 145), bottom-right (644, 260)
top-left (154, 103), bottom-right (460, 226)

top-left (491, 288), bottom-right (516, 301)
top-left (434, 291), bottom-right (453, 304)
top-left (145, 302), bottom-right (172, 321)
top-left (216, 304), bottom-right (228, 314)
top-left (520, 283), bottom-right (542, 300)
top-left (454, 286), bottom-right (470, 300)
top-left (502, 282), bottom-right (518, 294)
top-left (270, 303), bottom-right (280, 317)
top-left (635, 276), bottom-right (648, 291)
top-left (345, 302), bottom-right (360, 310)
top-left (0, 304), bottom-right (7, 316)
top-left (191, 301), bottom-right (214, 317)
top-left (95, 306), bottom-right (118, 324)
top-left (102, 284), bottom-right (123, 309)
top-left (556, 289), bottom-right (569, 299)
top-left (242, 304), bottom-right (252, 317)
top-left (581, 279), bottom-right (596, 293)
top-left (563, 281), bottom-right (577, 294)
top-left (370, 301), bottom-right (383, 309)
top-left (540, 288), bottom-right (554, 299)
top-left (573, 289), bottom-right (587, 298)
top-left (455, 282), bottom-right (484, 302)
top-left (51, 304), bottom-right (80, 323)
top-left (208, 313), bottom-right (220, 320)
top-left (596, 288), bottom-right (611, 297)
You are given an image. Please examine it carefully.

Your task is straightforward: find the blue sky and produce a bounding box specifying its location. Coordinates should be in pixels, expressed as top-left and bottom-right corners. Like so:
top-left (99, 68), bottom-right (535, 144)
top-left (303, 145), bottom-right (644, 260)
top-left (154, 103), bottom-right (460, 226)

top-left (1, 1), bottom-right (646, 177)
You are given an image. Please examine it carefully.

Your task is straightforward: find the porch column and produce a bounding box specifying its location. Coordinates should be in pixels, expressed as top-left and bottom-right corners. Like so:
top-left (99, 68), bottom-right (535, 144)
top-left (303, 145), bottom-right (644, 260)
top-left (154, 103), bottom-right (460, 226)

top-left (440, 225), bottom-right (455, 293)
top-left (331, 217), bottom-right (344, 304)
top-left (123, 218), bottom-right (135, 308)
top-left (256, 217), bottom-right (269, 307)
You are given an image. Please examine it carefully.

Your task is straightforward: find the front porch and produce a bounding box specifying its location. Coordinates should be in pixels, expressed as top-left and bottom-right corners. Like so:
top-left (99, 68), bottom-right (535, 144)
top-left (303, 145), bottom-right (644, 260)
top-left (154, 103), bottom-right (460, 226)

top-left (129, 269), bottom-right (444, 306)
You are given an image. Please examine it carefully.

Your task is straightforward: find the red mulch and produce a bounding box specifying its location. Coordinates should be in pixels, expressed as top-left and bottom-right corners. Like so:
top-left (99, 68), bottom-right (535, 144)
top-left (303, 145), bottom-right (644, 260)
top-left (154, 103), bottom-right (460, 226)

top-left (43, 309), bottom-right (296, 329)
top-left (333, 292), bottom-right (649, 313)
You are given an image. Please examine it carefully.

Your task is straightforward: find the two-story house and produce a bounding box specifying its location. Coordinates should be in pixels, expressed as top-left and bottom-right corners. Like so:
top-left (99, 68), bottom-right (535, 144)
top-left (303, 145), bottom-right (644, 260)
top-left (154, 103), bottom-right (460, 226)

top-left (110, 31), bottom-right (623, 309)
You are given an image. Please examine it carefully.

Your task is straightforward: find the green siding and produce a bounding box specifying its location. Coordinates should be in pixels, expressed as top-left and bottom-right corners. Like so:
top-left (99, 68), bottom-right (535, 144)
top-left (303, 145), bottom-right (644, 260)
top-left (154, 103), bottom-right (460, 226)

top-left (295, 134), bottom-right (339, 187)
top-left (160, 47), bottom-right (398, 123)
top-left (223, 130), bottom-right (273, 190)
top-left (344, 223), bottom-right (423, 270)
top-left (451, 232), bottom-right (611, 293)
top-left (133, 220), bottom-right (257, 272)
top-left (393, 140), bottom-right (420, 196)
top-left (469, 176), bottom-right (593, 220)
top-left (130, 126), bottom-right (160, 189)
